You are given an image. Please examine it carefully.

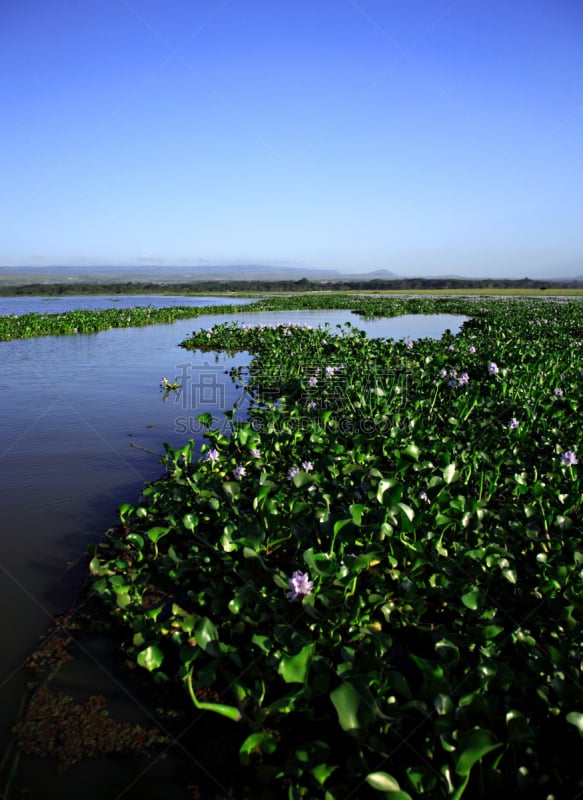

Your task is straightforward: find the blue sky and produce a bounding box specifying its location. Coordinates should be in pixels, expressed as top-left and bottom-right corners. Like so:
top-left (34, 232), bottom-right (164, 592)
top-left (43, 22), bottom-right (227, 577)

top-left (1, 0), bottom-right (582, 278)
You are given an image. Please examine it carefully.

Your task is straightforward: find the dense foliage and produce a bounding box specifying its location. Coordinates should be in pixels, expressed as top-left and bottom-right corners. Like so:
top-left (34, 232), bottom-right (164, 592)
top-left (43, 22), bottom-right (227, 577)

top-left (1, 277), bottom-right (582, 297)
top-left (83, 296), bottom-right (582, 797)
top-left (0, 303), bottom-right (255, 341)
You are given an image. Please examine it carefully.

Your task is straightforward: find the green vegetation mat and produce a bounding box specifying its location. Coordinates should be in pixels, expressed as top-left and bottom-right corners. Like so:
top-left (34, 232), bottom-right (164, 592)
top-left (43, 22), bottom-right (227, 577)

top-left (3, 295), bottom-right (582, 798)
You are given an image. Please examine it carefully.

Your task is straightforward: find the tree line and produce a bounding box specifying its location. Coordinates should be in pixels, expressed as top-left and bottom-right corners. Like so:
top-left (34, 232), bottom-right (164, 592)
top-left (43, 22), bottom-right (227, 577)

top-left (0, 276), bottom-right (581, 296)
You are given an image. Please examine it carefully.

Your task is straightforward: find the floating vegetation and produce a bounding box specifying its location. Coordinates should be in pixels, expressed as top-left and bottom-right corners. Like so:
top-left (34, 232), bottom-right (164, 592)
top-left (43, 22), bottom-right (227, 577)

top-left (5, 294), bottom-right (583, 798)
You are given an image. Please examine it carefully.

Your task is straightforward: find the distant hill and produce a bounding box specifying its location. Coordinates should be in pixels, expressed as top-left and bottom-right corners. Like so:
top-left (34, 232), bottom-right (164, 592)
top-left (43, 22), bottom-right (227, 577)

top-left (0, 265), bottom-right (401, 285)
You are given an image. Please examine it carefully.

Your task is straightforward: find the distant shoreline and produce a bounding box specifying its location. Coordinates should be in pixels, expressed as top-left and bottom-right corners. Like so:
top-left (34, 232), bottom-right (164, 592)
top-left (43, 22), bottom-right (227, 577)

top-left (1, 278), bottom-right (583, 296)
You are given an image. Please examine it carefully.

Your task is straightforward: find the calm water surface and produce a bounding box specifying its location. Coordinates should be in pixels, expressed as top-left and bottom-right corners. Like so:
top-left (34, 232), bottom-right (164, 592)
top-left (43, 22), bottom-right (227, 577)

top-left (0, 299), bottom-right (467, 797)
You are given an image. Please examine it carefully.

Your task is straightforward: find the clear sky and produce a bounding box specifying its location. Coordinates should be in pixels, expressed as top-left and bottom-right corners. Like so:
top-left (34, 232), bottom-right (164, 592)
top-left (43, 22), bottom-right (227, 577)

top-left (1, 0), bottom-right (582, 278)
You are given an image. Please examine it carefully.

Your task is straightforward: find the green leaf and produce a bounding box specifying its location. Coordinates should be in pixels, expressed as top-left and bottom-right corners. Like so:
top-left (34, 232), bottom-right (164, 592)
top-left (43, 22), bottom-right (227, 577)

top-left (443, 463), bottom-right (458, 484)
top-left (278, 643), bottom-right (315, 684)
top-left (137, 645), bottom-right (164, 672)
top-left (461, 588), bottom-right (481, 610)
top-left (223, 481), bottom-right (241, 499)
top-left (455, 728), bottom-right (502, 776)
top-left (566, 711), bottom-right (583, 736)
top-left (349, 503), bottom-right (366, 525)
top-left (146, 526), bottom-right (170, 544)
top-left (182, 513), bottom-right (198, 531)
top-left (195, 617), bottom-right (219, 654)
top-left (239, 731), bottom-right (278, 766)
top-left (365, 772), bottom-right (400, 791)
top-left (293, 469), bottom-right (315, 488)
top-left (403, 443), bottom-right (420, 461)
top-left (311, 763), bottom-right (337, 786)
top-left (330, 681), bottom-right (376, 733)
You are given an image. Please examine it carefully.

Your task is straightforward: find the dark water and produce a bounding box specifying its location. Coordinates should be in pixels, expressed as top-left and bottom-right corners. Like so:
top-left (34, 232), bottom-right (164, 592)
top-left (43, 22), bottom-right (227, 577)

top-left (0, 300), bottom-right (467, 798)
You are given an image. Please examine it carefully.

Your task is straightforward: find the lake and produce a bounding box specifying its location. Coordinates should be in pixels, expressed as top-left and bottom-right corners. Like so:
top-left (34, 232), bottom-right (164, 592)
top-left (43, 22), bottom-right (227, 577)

top-left (0, 298), bottom-right (467, 797)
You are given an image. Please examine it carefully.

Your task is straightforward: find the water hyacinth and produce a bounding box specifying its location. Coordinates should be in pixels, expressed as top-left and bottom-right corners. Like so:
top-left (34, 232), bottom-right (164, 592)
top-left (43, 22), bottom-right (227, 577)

top-left (81, 294), bottom-right (583, 799)
top-left (560, 450), bottom-right (578, 466)
top-left (286, 571), bottom-right (314, 601)
top-left (203, 447), bottom-right (219, 463)
top-left (233, 465), bottom-right (246, 480)
top-left (554, 388), bottom-right (564, 397)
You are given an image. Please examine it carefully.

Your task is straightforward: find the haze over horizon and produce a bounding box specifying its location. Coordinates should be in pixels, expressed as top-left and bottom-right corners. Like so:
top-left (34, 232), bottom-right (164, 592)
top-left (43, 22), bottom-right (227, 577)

top-left (1, 1), bottom-right (582, 279)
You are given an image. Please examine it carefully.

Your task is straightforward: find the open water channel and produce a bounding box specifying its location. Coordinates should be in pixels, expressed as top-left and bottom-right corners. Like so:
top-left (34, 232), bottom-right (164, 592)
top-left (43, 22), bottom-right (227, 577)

top-left (0, 296), bottom-right (467, 798)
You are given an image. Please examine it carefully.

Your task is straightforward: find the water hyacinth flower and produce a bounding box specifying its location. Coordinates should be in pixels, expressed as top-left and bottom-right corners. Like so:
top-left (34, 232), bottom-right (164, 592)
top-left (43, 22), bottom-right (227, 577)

top-left (301, 461), bottom-right (313, 472)
top-left (250, 448), bottom-right (261, 458)
top-left (418, 490), bottom-right (430, 504)
top-left (406, 340), bottom-right (413, 349)
top-left (307, 401), bottom-right (317, 411)
top-left (488, 362), bottom-right (499, 375)
top-left (458, 372), bottom-right (470, 386)
top-left (233, 465), bottom-right (246, 480)
top-left (554, 388), bottom-right (564, 397)
top-left (286, 571), bottom-right (314, 601)
top-left (508, 418), bottom-right (520, 430)
top-left (204, 447), bottom-right (219, 463)
top-left (469, 345), bottom-right (476, 353)
top-left (325, 366), bottom-right (335, 377)
top-left (308, 376), bottom-right (318, 388)
top-left (287, 466), bottom-right (300, 480)
top-left (560, 450), bottom-right (578, 466)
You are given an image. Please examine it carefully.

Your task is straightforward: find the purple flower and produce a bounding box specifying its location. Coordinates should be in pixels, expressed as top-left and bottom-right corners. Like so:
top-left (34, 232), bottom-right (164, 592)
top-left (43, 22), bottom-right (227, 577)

top-left (469, 346), bottom-right (476, 354)
top-left (204, 447), bottom-right (219, 463)
top-left (234, 465), bottom-right (246, 480)
top-left (448, 344), bottom-right (455, 351)
top-left (301, 461), bottom-right (313, 472)
top-left (325, 366), bottom-right (335, 377)
top-left (554, 388), bottom-right (564, 397)
top-left (250, 448), bottom-right (261, 458)
top-left (458, 372), bottom-right (470, 386)
top-left (406, 340), bottom-right (413, 349)
top-left (309, 376), bottom-right (318, 388)
top-left (307, 400), bottom-right (317, 411)
top-left (561, 450), bottom-right (578, 466)
top-left (287, 467), bottom-right (300, 480)
top-left (488, 362), bottom-right (499, 375)
top-left (439, 369), bottom-right (447, 378)
top-left (286, 571), bottom-right (314, 601)
top-left (447, 379), bottom-right (457, 388)
top-left (507, 418), bottom-right (519, 430)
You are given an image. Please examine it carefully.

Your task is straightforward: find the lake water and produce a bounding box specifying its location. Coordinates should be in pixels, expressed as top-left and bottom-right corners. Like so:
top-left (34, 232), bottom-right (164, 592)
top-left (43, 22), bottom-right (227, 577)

top-left (0, 298), bottom-right (467, 797)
